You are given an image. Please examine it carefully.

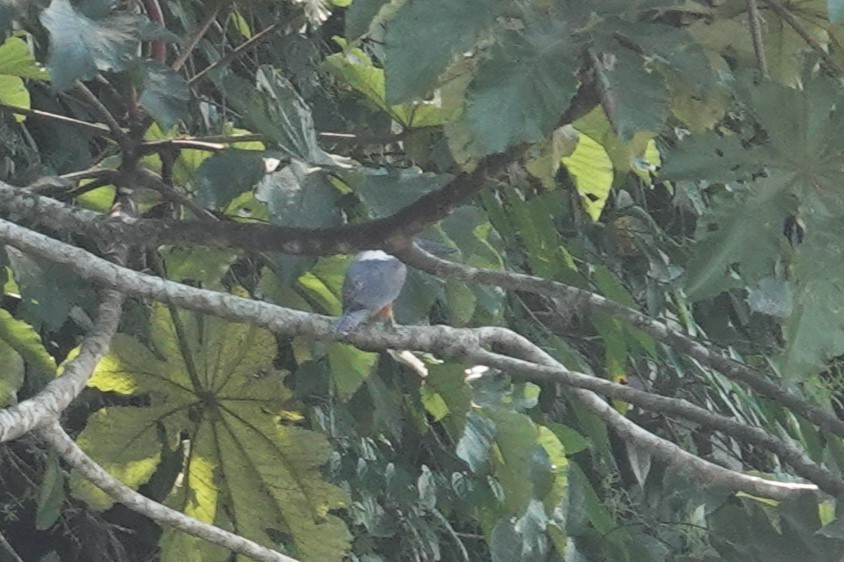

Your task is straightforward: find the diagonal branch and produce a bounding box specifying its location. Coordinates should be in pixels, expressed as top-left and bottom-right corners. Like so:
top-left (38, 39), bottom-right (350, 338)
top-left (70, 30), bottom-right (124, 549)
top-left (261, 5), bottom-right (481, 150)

top-left (398, 246), bottom-right (844, 439)
top-left (760, 0), bottom-right (844, 77)
top-left (39, 420), bottom-right (299, 562)
top-left (0, 217), bottom-right (828, 498)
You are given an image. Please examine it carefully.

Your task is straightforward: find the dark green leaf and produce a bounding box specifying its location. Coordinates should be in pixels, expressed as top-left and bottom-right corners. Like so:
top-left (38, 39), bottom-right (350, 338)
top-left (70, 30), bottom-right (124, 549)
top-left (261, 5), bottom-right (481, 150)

top-left (339, 167), bottom-right (453, 217)
top-left (684, 183), bottom-right (795, 300)
top-left (345, 0), bottom-right (388, 39)
top-left (465, 18), bottom-right (579, 155)
top-left (384, 0), bottom-right (500, 104)
top-left (40, 0), bottom-right (144, 90)
top-left (35, 452), bottom-right (65, 530)
top-left (194, 149), bottom-right (264, 210)
top-left (256, 160), bottom-right (341, 227)
top-left (456, 410), bottom-right (496, 472)
top-left (220, 66), bottom-right (339, 165)
top-left (592, 46), bottom-right (670, 140)
top-left (137, 61), bottom-right (190, 130)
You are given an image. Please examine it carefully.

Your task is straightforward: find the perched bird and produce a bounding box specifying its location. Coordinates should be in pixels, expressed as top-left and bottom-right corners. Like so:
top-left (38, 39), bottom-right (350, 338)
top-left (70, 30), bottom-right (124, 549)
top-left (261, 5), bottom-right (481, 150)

top-left (334, 250), bottom-right (407, 334)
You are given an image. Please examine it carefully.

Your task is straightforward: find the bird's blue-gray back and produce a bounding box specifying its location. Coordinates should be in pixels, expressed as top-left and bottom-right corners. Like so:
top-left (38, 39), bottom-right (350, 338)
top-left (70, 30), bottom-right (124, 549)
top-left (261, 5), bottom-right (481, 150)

top-left (342, 258), bottom-right (406, 312)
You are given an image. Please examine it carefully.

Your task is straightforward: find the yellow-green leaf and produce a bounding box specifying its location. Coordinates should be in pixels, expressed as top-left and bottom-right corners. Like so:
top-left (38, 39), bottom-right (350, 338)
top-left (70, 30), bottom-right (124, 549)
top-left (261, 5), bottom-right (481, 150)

top-left (561, 133), bottom-right (614, 221)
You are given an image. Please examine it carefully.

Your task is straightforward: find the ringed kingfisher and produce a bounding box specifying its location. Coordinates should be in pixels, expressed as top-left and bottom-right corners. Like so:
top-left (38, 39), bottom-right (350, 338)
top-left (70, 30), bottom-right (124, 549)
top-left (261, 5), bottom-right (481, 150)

top-left (334, 250), bottom-right (407, 334)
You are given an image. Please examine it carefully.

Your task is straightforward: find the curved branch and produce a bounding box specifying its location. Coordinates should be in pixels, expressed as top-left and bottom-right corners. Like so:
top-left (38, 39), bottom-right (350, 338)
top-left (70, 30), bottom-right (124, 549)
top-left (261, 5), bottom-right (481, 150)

top-left (0, 218), bottom-right (827, 498)
top-left (0, 151), bottom-right (514, 254)
top-left (39, 420), bottom-right (298, 562)
top-left (398, 246), bottom-right (844, 439)
top-left (0, 288), bottom-right (124, 442)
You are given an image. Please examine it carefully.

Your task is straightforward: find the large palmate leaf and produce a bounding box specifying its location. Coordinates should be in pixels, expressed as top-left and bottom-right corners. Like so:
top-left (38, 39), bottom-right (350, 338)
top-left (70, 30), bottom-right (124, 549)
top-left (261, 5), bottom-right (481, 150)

top-left (683, 182), bottom-right (795, 300)
top-left (383, 0), bottom-right (501, 104)
top-left (76, 304), bottom-right (350, 561)
top-left (464, 17), bottom-right (579, 156)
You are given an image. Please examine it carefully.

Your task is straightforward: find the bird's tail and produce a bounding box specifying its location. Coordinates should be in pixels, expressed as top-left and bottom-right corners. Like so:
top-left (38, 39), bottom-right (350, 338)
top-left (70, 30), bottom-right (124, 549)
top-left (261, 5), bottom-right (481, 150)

top-left (333, 310), bottom-right (372, 334)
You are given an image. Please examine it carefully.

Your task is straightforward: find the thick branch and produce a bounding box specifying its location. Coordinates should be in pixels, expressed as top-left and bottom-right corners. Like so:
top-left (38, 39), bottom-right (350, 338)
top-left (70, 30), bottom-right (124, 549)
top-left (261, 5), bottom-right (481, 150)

top-left (0, 218), bottom-right (826, 498)
top-left (474, 330), bottom-right (819, 500)
top-left (39, 420), bottom-right (298, 562)
top-left (398, 246), bottom-right (844, 439)
top-left (0, 289), bottom-right (124, 442)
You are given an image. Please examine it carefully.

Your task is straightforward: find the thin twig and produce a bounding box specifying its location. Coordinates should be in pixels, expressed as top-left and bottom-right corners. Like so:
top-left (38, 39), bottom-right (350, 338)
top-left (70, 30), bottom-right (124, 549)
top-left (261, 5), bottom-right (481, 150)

top-left (75, 81), bottom-right (132, 148)
top-left (188, 22), bottom-right (280, 86)
top-left (0, 530), bottom-right (23, 562)
top-left (0, 102), bottom-right (112, 136)
top-left (172, 1), bottom-right (223, 72)
top-left (747, 0), bottom-right (769, 78)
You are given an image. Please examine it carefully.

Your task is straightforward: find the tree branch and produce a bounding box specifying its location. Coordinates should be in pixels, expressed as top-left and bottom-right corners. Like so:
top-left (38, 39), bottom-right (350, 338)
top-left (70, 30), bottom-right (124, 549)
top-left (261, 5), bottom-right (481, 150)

top-left (0, 288), bottom-right (124, 442)
top-left (398, 246), bottom-right (844, 439)
top-left (747, 0), bottom-right (769, 78)
top-left (39, 420), bottom-right (299, 562)
top-left (0, 150), bottom-right (515, 254)
top-left (0, 218), bottom-right (825, 498)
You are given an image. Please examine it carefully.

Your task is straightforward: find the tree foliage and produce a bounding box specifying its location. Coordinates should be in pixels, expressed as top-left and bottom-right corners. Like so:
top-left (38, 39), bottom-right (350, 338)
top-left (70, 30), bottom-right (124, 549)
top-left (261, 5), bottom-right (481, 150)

top-left (3, 0), bottom-right (844, 561)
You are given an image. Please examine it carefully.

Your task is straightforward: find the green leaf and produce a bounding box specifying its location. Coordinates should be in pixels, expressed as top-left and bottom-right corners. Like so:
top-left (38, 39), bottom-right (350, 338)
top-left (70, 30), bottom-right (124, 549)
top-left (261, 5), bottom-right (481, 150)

top-left (345, 0), bottom-right (388, 38)
top-left (194, 149), bottom-right (265, 210)
top-left (35, 452), bottom-right (65, 530)
top-left (456, 410), bottom-right (496, 472)
top-left (256, 160), bottom-right (341, 227)
top-left (591, 46), bottom-right (670, 141)
top-left (162, 247), bottom-right (241, 290)
top-left (684, 183), bottom-right (795, 300)
top-left (782, 217), bottom-right (844, 379)
top-left (384, 0), bottom-right (499, 104)
top-left (219, 66), bottom-right (338, 165)
top-left (40, 0), bottom-right (144, 90)
top-left (8, 248), bottom-right (95, 331)
top-left (137, 61), bottom-right (190, 130)
top-left (0, 308), bottom-right (57, 379)
top-left (83, 305), bottom-right (351, 560)
top-left (323, 47), bottom-right (456, 127)
top-left (0, 339), bottom-right (22, 406)
top-left (561, 132), bottom-right (614, 221)
top-left (421, 364), bottom-right (472, 434)
top-left (464, 18), bottom-right (579, 156)
top-left (328, 343), bottom-right (378, 400)
top-left (338, 167), bottom-right (453, 218)
top-left (71, 405), bottom-right (166, 510)
top-left (0, 35), bottom-right (49, 79)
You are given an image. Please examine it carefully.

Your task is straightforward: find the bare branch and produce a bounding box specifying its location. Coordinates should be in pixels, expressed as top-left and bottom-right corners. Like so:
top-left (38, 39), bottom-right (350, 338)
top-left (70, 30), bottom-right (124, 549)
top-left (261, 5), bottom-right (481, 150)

top-left (0, 218), bottom-right (825, 498)
top-left (172, 2), bottom-right (222, 72)
top-left (39, 420), bottom-right (299, 562)
top-left (398, 246), bottom-right (844, 439)
top-left (0, 288), bottom-right (124, 442)
top-left (188, 22), bottom-right (281, 86)
top-left (747, 0), bottom-right (769, 78)
top-left (75, 82), bottom-right (132, 148)
top-left (0, 102), bottom-right (112, 136)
